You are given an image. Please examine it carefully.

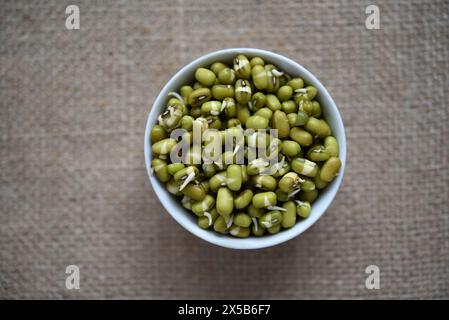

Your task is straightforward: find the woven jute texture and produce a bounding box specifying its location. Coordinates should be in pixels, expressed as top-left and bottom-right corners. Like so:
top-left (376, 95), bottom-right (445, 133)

top-left (1, 0), bottom-right (448, 299)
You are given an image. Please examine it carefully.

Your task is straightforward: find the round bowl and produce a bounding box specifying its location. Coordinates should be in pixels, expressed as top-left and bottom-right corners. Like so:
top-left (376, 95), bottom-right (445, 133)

top-left (144, 48), bottom-right (346, 250)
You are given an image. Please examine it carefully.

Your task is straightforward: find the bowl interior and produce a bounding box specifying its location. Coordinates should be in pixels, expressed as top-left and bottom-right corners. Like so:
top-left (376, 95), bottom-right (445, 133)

top-left (144, 48), bottom-right (346, 249)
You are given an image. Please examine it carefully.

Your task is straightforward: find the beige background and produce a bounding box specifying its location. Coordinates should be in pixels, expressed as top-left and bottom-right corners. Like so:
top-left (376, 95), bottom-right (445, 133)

top-left (1, 0), bottom-right (448, 299)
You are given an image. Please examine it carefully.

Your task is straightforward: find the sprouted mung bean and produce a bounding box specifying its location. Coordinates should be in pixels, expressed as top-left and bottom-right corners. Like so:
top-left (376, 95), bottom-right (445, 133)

top-left (150, 54), bottom-right (341, 238)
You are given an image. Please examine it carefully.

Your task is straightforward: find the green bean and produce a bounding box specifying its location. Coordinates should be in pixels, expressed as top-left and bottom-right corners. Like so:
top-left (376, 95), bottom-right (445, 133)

top-left (252, 175), bottom-right (277, 191)
top-left (272, 159), bottom-right (290, 178)
top-left (252, 219), bottom-right (266, 236)
top-left (152, 138), bottom-right (177, 156)
top-left (210, 62), bottom-right (228, 76)
top-left (305, 86), bottom-right (317, 100)
top-left (251, 92), bottom-right (267, 110)
top-left (181, 183), bottom-right (206, 201)
top-left (195, 68), bottom-right (216, 87)
top-left (294, 110), bottom-right (308, 126)
top-left (234, 189), bottom-right (253, 209)
top-left (272, 110), bottom-right (290, 139)
top-left (246, 115), bottom-right (269, 130)
top-left (320, 157), bottom-right (341, 182)
top-left (234, 213), bottom-right (252, 228)
top-left (181, 196), bottom-right (193, 210)
top-left (298, 100), bottom-right (314, 115)
top-left (254, 107), bottom-right (273, 120)
top-left (201, 101), bottom-right (222, 116)
top-left (213, 215), bottom-right (229, 233)
top-left (167, 97), bottom-right (184, 107)
top-left (167, 163), bottom-right (185, 176)
top-left (198, 209), bottom-right (219, 229)
top-left (151, 159), bottom-right (170, 182)
top-left (206, 115), bottom-right (222, 129)
top-left (251, 65), bottom-right (268, 90)
top-left (304, 117), bottom-right (331, 138)
top-left (190, 106), bottom-right (201, 118)
top-left (180, 85), bottom-right (193, 102)
top-left (236, 104), bottom-right (251, 125)
top-left (226, 164), bottom-right (242, 191)
top-left (279, 75), bottom-right (289, 87)
top-left (252, 191), bottom-right (277, 208)
top-left (229, 225), bottom-right (251, 237)
top-left (248, 204), bottom-right (265, 218)
top-left (287, 113), bottom-right (297, 127)
top-left (307, 144), bottom-right (331, 162)
top-left (264, 65), bottom-right (280, 93)
top-left (291, 158), bottom-right (318, 177)
top-left (203, 163), bottom-right (216, 178)
top-left (188, 88), bottom-right (211, 107)
top-left (217, 187), bottom-right (234, 216)
top-left (312, 101), bottom-right (322, 117)
top-left (192, 195), bottom-right (215, 216)
top-left (296, 201), bottom-right (311, 218)
top-left (218, 67), bottom-right (237, 85)
top-left (158, 103), bottom-right (184, 131)
top-left (247, 158), bottom-right (269, 175)
top-left (227, 118), bottom-right (241, 128)
top-left (289, 127), bottom-right (313, 146)
top-left (277, 85), bottom-right (293, 102)
top-left (180, 115), bottom-right (194, 131)
top-left (150, 125), bottom-right (167, 143)
top-left (233, 54), bottom-right (251, 79)
top-left (278, 172), bottom-right (302, 193)
top-left (250, 56), bottom-right (265, 67)
top-left (267, 224), bottom-right (281, 234)
top-left (281, 201), bottom-right (297, 228)
top-left (324, 136), bottom-right (339, 157)
top-left (295, 85), bottom-right (317, 102)
top-left (313, 168), bottom-right (328, 189)
top-left (212, 85), bottom-right (234, 100)
top-left (300, 178), bottom-right (316, 192)
top-left (299, 189), bottom-right (318, 203)
top-left (222, 97), bottom-right (237, 118)
top-left (281, 140), bottom-right (301, 157)
top-left (193, 82), bottom-right (204, 90)
top-left (200, 181), bottom-right (210, 193)
top-left (235, 79), bottom-right (252, 104)
top-left (275, 188), bottom-right (289, 202)
top-left (281, 100), bottom-right (298, 114)
top-left (174, 166), bottom-right (199, 183)
top-left (287, 78), bottom-right (304, 90)
top-left (260, 210), bottom-right (283, 228)
top-left (266, 94), bottom-right (281, 111)
top-left (166, 179), bottom-right (182, 196)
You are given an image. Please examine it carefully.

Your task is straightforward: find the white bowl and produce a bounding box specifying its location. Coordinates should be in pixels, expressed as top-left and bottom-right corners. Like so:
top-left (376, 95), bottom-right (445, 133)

top-left (144, 48), bottom-right (346, 250)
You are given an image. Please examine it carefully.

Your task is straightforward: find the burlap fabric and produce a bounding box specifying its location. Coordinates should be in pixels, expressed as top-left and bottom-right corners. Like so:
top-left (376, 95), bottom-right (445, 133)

top-left (0, 0), bottom-right (448, 299)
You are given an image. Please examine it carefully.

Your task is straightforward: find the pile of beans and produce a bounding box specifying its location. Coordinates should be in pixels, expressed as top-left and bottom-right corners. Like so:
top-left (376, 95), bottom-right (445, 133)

top-left (150, 54), bottom-right (341, 237)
